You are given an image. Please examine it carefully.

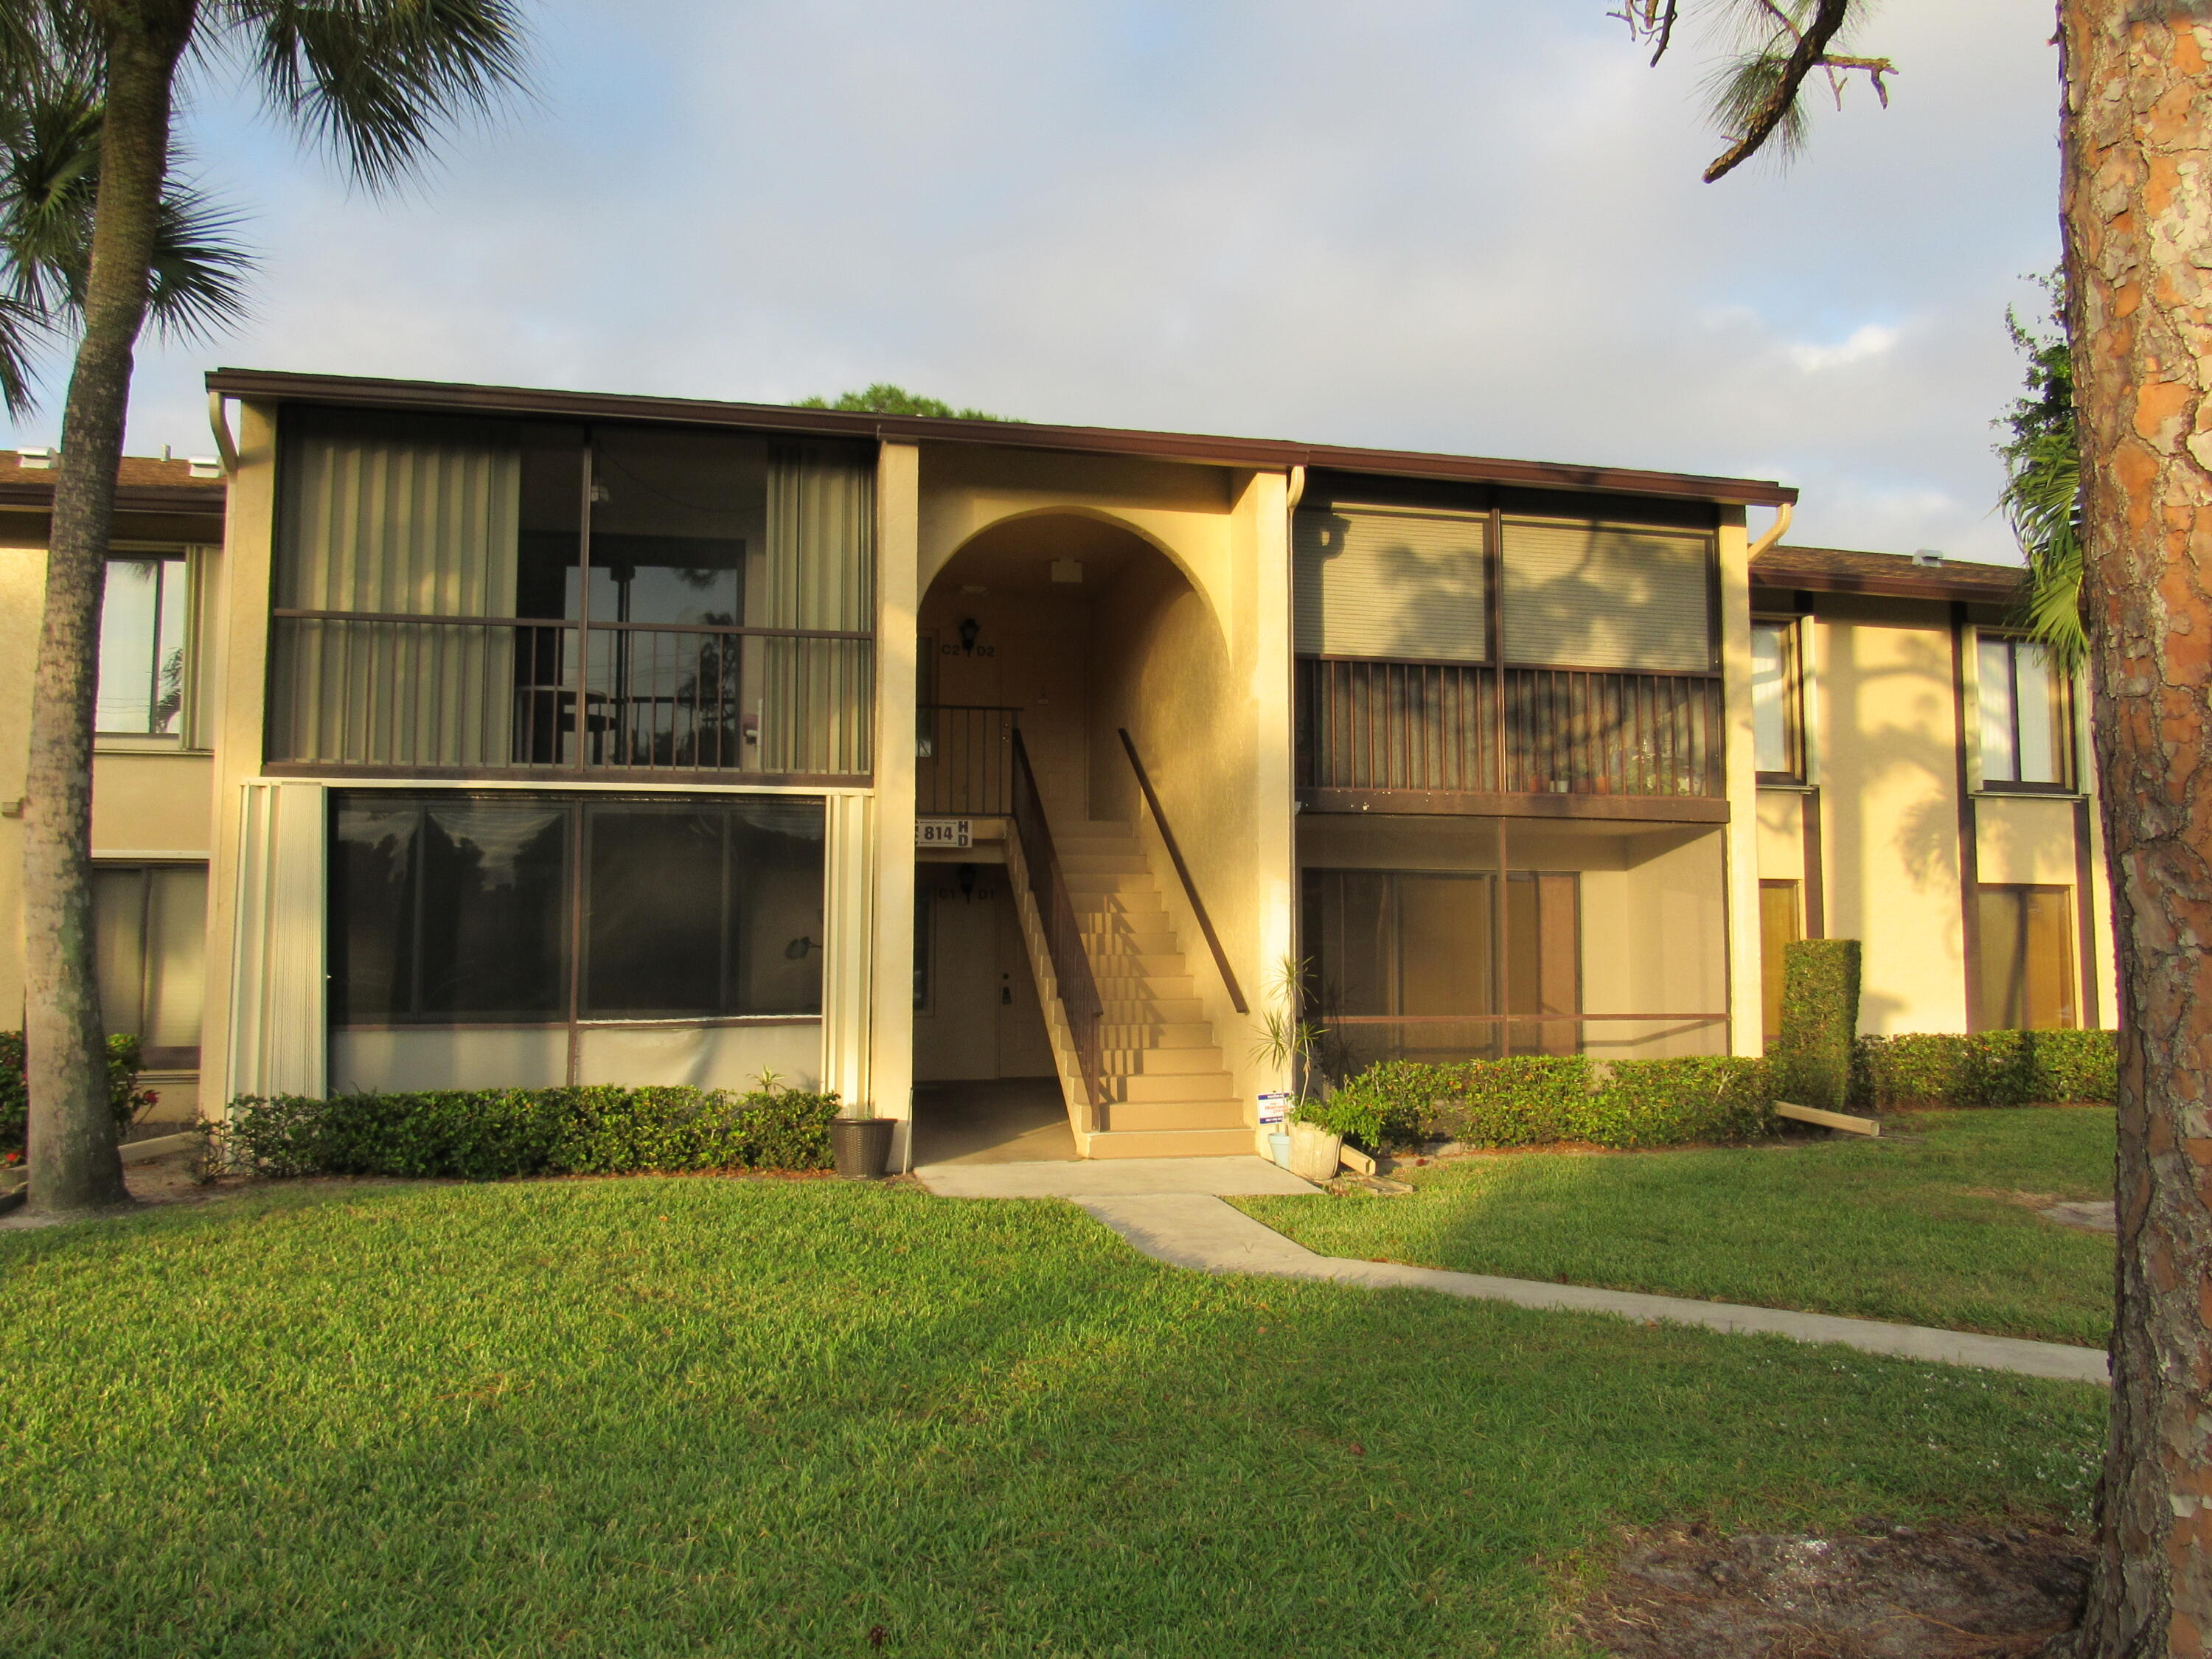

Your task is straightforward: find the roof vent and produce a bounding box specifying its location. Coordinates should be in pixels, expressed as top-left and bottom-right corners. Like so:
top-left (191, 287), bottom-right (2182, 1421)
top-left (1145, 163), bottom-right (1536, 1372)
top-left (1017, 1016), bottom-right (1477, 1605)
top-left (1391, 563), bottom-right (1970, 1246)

top-left (187, 456), bottom-right (222, 479)
top-left (1912, 548), bottom-right (1944, 568)
top-left (16, 447), bottom-right (52, 470)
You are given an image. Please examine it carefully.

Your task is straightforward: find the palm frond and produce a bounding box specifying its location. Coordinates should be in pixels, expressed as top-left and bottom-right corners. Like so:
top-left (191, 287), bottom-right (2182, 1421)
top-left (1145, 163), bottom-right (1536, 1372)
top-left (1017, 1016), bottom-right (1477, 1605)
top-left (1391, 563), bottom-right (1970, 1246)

top-left (223, 0), bottom-right (530, 192)
top-left (2001, 423), bottom-right (2088, 673)
top-left (142, 175), bottom-right (253, 339)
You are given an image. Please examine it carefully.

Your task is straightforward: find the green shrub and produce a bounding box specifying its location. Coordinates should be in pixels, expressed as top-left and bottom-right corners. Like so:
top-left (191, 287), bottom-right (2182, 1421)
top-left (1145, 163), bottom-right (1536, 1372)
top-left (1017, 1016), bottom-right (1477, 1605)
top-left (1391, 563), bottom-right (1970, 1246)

top-left (1, 1032), bottom-right (158, 1156)
top-left (1579, 1057), bottom-right (1778, 1147)
top-left (215, 1083), bottom-right (841, 1180)
top-left (1776, 939), bottom-right (1861, 1112)
top-left (1328, 1054), bottom-right (1774, 1152)
top-left (1855, 1029), bottom-right (2116, 1109)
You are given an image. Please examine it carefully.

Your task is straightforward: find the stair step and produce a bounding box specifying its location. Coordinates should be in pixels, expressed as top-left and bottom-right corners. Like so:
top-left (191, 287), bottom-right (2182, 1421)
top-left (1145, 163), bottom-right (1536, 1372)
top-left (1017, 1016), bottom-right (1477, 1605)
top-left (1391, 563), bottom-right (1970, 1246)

top-left (1061, 852), bottom-right (1150, 874)
top-left (1100, 1046), bottom-right (1227, 1077)
top-left (1082, 932), bottom-right (1182, 958)
top-left (1102, 997), bottom-right (1204, 1021)
top-left (1085, 1127), bottom-right (1259, 1160)
top-left (1065, 872), bottom-right (1156, 894)
top-left (1105, 1099), bottom-right (1247, 1132)
top-left (1095, 974), bottom-right (1196, 999)
top-left (1099, 1021), bottom-right (1214, 1048)
top-left (1112, 1071), bottom-right (1237, 1104)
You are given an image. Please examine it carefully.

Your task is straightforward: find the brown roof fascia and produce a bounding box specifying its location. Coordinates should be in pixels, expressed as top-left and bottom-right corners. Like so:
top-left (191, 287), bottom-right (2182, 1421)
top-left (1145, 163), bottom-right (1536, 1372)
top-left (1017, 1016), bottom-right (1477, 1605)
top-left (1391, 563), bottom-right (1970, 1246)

top-left (1751, 558), bottom-right (2020, 605)
top-left (206, 366), bottom-right (1800, 508)
top-left (0, 481), bottom-right (224, 516)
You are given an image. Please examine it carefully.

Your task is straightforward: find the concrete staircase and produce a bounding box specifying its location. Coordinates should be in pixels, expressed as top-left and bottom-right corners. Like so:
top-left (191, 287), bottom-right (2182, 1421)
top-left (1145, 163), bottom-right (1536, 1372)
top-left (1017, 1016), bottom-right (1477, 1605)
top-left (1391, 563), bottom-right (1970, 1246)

top-left (1054, 821), bottom-right (1252, 1160)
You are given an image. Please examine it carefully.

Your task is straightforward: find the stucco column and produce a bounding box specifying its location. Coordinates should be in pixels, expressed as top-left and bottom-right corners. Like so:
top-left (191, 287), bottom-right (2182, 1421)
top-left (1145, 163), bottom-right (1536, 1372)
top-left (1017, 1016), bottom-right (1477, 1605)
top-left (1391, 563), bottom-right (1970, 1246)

top-left (1717, 507), bottom-right (1764, 1057)
top-left (870, 442), bottom-right (920, 1165)
top-left (198, 400), bottom-right (279, 1113)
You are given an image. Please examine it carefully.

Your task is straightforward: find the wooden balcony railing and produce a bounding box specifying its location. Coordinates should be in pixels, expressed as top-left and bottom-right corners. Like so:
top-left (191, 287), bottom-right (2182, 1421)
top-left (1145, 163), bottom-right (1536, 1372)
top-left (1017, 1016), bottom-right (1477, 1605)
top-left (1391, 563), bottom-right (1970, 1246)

top-left (1297, 658), bottom-right (1724, 801)
top-left (266, 611), bottom-right (872, 779)
top-left (916, 704), bottom-right (1016, 815)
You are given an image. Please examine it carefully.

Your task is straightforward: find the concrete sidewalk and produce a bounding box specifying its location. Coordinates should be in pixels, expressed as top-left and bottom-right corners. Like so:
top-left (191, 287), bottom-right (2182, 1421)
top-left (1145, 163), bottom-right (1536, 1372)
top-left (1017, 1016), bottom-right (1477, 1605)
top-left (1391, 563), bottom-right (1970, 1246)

top-left (1070, 1192), bottom-right (2110, 1386)
top-left (914, 1158), bottom-right (2110, 1385)
top-left (913, 1155), bottom-right (1312, 1199)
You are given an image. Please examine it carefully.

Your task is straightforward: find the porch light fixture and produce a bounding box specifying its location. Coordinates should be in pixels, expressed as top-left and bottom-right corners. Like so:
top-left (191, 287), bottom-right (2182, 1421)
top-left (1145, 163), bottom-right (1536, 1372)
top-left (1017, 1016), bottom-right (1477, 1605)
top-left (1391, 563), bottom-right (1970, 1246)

top-left (958, 616), bottom-right (981, 654)
top-left (1050, 558), bottom-right (1083, 584)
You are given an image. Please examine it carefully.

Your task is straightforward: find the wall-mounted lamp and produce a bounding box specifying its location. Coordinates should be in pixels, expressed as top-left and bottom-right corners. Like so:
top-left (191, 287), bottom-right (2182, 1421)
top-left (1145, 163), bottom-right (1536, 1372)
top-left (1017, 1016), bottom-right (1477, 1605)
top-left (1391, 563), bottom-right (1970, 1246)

top-left (784, 935), bottom-right (820, 960)
top-left (958, 863), bottom-right (978, 902)
top-left (958, 616), bottom-right (981, 655)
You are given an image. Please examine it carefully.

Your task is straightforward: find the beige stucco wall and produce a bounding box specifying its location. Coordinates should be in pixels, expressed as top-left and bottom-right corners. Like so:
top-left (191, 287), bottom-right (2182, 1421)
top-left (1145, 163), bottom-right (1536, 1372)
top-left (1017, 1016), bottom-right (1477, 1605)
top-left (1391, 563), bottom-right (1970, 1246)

top-left (1, 529), bottom-right (220, 1118)
top-left (1811, 595), bottom-right (1969, 1033)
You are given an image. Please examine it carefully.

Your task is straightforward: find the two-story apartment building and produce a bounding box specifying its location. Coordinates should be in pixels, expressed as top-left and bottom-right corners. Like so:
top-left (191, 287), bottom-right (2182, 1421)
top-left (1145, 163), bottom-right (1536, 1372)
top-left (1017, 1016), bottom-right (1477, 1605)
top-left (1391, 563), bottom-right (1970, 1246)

top-left (0, 369), bottom-right (2116, 1166)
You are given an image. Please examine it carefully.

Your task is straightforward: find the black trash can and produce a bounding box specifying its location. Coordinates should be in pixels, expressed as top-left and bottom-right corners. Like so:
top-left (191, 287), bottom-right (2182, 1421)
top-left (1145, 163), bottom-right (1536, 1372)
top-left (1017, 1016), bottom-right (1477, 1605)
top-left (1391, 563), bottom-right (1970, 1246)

top-left (830, 1116), bottom-right (894, 1180)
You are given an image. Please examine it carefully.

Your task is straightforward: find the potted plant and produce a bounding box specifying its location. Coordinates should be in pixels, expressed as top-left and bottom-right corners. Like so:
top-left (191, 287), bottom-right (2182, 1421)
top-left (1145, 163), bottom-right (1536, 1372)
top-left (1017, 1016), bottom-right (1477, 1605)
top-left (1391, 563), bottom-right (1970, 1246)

top-left (1252, 957), bottom-right (1332, 1175)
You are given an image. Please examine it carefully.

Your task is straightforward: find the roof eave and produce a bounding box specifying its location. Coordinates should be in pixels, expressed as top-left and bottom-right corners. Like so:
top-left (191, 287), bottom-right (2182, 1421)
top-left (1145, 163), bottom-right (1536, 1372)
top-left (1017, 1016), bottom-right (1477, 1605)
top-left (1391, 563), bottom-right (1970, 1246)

top-left (206, 367), bottom-right (1801, 509)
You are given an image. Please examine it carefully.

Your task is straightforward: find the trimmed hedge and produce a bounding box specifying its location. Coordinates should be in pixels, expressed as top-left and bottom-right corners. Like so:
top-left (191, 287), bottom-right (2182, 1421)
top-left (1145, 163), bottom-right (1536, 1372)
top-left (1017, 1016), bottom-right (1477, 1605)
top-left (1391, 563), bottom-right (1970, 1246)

top-left (1, 1032), bottom-right (156, 1156)
top-left (1776, 939), bottom-right (1860, 1113)
top-left (1855, 1029), bottom-right (2116, 1109)
top-left (1326, 1055), bottom-right (1776, 1152)
top-left (216, 1083), bottom-right (841, 1180)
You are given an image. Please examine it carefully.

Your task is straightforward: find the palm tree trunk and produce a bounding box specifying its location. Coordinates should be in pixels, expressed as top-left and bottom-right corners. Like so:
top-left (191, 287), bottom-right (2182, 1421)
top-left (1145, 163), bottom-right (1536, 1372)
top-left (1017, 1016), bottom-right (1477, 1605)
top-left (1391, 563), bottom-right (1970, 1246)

top-left (21, 1), bottom-right (195, 1218)
top-left (2060, 2), bottom-right (2212, 1652)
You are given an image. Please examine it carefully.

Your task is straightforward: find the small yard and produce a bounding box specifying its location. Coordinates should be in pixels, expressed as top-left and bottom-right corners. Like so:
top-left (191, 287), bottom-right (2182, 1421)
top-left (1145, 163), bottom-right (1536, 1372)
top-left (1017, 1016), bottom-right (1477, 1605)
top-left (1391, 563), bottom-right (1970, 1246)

top-left (0, 1173), bottom-right (2103, 1658)
top-left (1238, 1107), bottom-right (2116, 1347)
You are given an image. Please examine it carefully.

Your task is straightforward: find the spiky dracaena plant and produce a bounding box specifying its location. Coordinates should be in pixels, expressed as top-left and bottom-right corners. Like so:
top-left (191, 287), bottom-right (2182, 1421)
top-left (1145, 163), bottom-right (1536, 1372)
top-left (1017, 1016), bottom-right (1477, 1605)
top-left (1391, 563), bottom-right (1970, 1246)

top-left (1250, 956), bottom-right (1328, 1102)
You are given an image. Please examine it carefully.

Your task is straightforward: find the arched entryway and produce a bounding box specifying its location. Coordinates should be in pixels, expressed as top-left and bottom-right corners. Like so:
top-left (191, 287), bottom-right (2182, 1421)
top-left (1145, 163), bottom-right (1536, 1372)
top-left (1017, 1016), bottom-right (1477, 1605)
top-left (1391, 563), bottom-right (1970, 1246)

top-left (908, 510), bottom-right (1244, 1164)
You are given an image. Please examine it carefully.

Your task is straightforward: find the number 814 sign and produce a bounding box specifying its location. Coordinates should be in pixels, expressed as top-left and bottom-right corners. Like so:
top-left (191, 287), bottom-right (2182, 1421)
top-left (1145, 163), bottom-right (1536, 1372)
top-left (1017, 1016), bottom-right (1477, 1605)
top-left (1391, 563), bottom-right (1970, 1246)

top-left (916, 818), bottom-right (973, 849)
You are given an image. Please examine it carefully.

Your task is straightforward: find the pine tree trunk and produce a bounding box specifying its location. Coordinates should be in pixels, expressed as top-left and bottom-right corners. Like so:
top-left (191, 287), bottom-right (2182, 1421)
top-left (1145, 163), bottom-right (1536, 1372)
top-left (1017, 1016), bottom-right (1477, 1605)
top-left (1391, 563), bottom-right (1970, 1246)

top-left (21, 1), bottom-right (195, 1218)
top-left (2061, 3), bottom-right (2212, 1653)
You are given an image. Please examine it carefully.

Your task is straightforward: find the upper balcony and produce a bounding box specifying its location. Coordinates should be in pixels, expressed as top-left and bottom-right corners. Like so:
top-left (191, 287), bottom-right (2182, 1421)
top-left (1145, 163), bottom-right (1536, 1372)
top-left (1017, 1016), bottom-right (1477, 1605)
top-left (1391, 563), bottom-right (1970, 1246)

top-left (261, 408), bottom-right (876, 785)
top-left (1291, 490), bottom-right (1728, 822)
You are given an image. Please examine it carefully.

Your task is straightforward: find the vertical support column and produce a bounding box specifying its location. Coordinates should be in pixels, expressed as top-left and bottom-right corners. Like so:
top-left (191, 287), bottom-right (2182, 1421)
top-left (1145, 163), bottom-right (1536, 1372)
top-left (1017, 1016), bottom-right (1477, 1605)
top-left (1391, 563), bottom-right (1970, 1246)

top-left (870, 442), bottom-right (920, 1167)
top-left (223, 779), bottom-right (327, 1102)
top-left (1717, 507), bottom-right (1764, 1057)
top-left (199, 401), bottom-right (280, 1111)
top-left (1239, 469), bottom-right (1297, 1153)
top-left (819, 792), bottom-right (876, 1111)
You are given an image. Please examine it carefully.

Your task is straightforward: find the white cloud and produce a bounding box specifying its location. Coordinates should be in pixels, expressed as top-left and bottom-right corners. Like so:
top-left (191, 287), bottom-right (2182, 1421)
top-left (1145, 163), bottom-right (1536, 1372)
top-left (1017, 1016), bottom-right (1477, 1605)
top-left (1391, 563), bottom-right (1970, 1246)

top-left (14, 0), bottom-right (2056, 566)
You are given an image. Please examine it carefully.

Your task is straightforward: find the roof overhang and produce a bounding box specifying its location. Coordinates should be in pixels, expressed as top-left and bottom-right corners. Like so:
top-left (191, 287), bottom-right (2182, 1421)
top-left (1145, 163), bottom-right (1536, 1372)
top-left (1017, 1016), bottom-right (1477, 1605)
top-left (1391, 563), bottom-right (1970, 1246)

top-left (206, 367), bottom-right (1801, 509)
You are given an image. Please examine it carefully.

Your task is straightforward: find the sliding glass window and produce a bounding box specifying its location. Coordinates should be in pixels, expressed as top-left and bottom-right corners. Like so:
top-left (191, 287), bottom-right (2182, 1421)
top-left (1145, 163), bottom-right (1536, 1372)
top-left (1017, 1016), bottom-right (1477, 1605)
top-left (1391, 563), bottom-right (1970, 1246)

top-left (271, 407), bottom-right (874, 779)
top-left (330, 792), bottom-right (825, 1028)
top-left (97, 553), bottom-right (189, 737)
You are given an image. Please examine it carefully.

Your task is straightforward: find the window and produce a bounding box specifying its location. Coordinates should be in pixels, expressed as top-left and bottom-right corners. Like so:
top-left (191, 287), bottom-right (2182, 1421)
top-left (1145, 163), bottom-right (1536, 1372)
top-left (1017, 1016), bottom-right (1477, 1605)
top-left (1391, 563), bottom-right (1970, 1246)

top-left (1759, 880), bottom-right (1802, 1043)
top-left (1978, 635), bottom-right (2072, 787)
top-left (1501, 518), bottom-right (1713, 672)
top-left (1750, 619), bottom-right (1801, 779)
top-left (96, 553), bottom-right (189, 736)
top-left (271, 408), bottom-right (874, 777)
top-left (1301, 867), bottom-right (1579, 1060)
top-left (913, 886), bottom-right (932, 1012)
top-left (1293, 505), bottom-right (1488, 661)
top-left (330, 792), bottom-right (825, 1027)
top-left (1975, 885), bottom-right (2077, 1030)
top-left (91, 863), bottom-right (207, 1068)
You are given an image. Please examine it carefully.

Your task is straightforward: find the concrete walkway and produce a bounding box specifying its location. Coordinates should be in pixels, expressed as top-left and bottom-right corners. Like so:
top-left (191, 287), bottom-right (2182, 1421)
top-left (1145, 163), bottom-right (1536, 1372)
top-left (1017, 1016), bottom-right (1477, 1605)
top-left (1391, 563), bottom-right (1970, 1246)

top-left (1077, 1193), bottom-right (2110, 1386)
top-left (911, 1161), bottom-right (2110, 1387)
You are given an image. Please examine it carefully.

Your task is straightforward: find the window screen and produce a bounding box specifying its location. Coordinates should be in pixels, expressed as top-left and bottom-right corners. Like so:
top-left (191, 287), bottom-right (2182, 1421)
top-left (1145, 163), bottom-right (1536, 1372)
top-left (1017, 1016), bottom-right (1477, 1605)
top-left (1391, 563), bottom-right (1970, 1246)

top-left (1293, 505), bottom-right (1487, 662)
top-left (1501, 518), bottom-right (1713, 671)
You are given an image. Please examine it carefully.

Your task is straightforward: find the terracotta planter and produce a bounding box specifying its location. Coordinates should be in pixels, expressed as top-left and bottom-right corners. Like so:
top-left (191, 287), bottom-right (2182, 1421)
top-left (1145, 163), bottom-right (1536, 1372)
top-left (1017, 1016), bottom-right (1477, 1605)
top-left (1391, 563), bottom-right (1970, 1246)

top-left (1287, 1120), bottom-right (1344, 1182)
top-left (830, 1116), bottom-right (894, 1180)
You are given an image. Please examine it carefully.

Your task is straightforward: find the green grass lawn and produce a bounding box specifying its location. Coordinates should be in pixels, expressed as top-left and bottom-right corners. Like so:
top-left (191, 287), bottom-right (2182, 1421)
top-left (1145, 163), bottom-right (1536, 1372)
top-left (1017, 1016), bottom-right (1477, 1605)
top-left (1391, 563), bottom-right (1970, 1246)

top-left (0, 1175), bottom-right (2102, 1658)
top-left (1237, 1107), bottom-right (2116, 1347)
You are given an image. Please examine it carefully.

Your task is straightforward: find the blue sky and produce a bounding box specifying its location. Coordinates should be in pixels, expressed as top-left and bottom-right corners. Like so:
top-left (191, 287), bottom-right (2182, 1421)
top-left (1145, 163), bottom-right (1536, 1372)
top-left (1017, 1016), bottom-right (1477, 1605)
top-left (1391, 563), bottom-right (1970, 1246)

top-left (10, 1), bottom-right (2059, 560)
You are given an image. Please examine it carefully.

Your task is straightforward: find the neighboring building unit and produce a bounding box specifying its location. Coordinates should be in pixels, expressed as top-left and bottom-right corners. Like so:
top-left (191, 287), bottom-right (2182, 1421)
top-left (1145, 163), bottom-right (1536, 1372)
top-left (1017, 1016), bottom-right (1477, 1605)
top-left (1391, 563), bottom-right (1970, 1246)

top-left (0, 374), bottom-right (2114, 1160)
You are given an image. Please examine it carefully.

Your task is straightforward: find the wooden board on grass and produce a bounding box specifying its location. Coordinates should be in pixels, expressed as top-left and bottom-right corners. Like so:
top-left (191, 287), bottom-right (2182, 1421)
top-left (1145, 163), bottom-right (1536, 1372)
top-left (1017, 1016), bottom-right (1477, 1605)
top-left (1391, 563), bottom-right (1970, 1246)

top-left (1775, 1101), bottom-right (1880, 1137)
